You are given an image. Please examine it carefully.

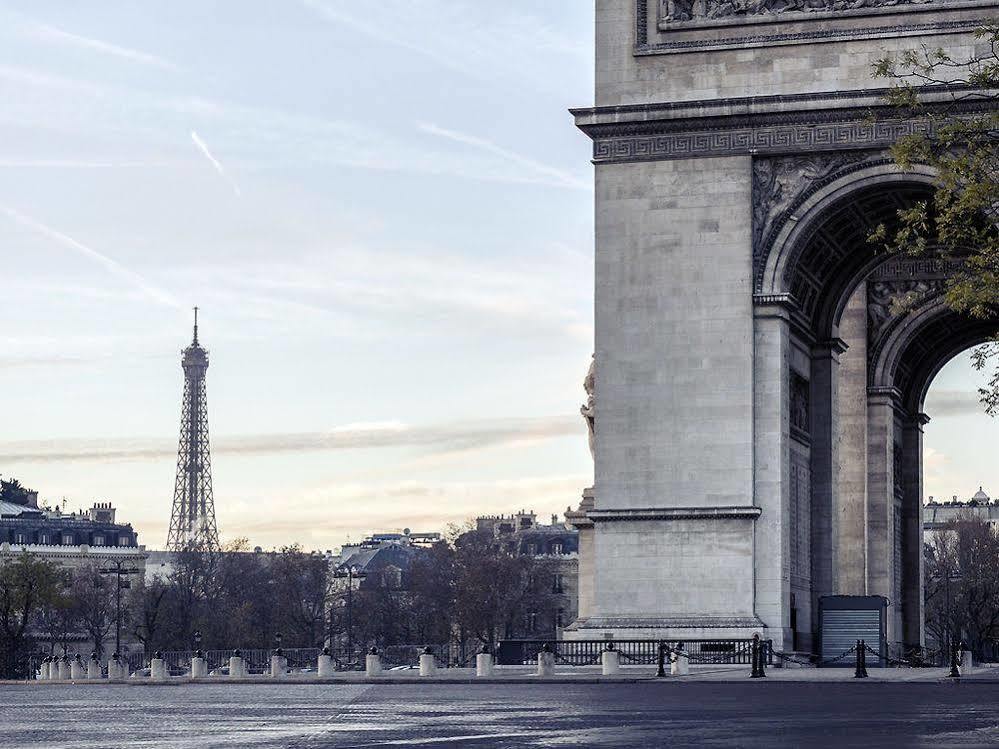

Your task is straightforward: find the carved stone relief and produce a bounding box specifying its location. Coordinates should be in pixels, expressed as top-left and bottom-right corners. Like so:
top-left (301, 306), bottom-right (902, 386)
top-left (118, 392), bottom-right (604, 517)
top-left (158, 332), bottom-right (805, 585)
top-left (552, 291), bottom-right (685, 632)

top-left (752, 152), bottom-right (875, 288)
top-left (581, 354), bottom-right (595, 462)
top-left (867, 279), bottom-right (945, 341)
top-left (660, 0), bottom-right (945, 25)
top-left (790, 371), bottom-right (810, 441)
top-left (866, 256), bottom-right (958, 344)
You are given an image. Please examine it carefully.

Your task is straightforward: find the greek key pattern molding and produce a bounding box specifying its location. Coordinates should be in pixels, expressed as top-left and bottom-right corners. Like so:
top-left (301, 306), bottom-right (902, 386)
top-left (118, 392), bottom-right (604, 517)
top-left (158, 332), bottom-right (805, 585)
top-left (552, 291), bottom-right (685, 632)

top-left (592, 118), bottom-right (928, 163)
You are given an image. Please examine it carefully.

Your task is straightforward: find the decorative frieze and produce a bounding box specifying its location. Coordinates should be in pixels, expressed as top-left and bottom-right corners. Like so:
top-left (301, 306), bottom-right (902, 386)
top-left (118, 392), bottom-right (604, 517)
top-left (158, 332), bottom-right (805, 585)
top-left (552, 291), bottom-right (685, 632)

top-left (638, 0), bottom-right (988, 53)
top-left (659, 0), bottom-right (958, 26)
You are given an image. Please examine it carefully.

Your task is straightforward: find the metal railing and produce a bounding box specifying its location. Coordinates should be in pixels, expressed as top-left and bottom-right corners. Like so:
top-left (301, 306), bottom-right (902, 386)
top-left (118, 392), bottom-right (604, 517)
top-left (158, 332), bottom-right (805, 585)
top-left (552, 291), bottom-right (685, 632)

top-left (495, 639), bottom-right (771, 666)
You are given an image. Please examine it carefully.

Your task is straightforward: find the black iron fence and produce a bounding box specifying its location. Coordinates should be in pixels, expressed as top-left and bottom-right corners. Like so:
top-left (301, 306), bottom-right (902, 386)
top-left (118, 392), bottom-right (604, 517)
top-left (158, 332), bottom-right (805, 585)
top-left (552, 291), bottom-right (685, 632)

top-left (495, 639), bottom-right (772, 666)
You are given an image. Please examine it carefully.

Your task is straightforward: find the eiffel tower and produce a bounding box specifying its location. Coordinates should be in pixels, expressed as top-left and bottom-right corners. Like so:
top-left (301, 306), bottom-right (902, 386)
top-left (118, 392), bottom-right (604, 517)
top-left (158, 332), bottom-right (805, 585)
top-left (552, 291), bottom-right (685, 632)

top-left (166, 308), bottom-right (220, 551)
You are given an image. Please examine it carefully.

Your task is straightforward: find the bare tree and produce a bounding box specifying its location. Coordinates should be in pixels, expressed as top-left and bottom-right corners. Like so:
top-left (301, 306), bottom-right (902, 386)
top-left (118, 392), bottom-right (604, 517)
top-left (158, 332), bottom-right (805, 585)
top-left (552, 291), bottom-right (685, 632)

top-left (69, 565), bottom-right (116, 658)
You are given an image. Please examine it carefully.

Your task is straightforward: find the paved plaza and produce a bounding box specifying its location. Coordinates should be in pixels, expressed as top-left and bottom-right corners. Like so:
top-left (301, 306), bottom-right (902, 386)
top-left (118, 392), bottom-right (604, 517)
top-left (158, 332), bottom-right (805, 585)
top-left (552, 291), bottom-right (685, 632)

top-left (6, 676), bottom-right (999, 748)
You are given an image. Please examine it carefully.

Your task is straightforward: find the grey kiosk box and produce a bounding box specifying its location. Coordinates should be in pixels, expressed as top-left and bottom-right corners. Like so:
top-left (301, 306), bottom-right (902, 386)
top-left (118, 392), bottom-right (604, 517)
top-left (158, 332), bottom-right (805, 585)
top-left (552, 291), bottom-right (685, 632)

top-left (818, 596), bottom-right (888, 668)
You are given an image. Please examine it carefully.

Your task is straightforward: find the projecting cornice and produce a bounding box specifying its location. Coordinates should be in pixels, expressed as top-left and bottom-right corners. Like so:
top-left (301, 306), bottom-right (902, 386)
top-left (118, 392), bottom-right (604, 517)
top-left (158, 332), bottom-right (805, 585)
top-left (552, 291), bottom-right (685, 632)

top-left (572, 87), bottom-right (997, 163)
top-left (587, 506), bottom-right (762, 522)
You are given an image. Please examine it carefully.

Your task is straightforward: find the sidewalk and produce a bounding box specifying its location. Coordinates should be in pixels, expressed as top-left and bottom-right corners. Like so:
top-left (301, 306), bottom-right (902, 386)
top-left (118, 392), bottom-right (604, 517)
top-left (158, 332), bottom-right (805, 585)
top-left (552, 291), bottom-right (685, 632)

top-left (9, 663), bottom-right (999, 686)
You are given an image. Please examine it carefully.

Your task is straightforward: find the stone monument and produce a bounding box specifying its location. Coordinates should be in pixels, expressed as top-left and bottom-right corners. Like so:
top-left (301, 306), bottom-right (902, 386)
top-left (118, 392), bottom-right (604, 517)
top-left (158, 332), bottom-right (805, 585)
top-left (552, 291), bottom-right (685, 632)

top-left (565, 0), bottom-right (999, 653)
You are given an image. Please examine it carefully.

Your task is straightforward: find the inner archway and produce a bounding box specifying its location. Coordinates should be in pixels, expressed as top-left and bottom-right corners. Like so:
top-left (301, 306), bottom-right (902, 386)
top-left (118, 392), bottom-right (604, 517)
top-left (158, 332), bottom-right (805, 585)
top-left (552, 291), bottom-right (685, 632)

top-left (758, 166), bottom-right (999, 652)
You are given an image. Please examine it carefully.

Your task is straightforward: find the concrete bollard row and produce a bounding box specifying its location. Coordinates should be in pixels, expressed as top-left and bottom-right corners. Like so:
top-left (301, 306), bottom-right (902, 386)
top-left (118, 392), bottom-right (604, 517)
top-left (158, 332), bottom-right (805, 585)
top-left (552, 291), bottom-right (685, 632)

top-left (366, 647), bottom-right (382, 677)
top-left (107, 656), bottom-right (125, 681)
top-left (419, 647), bottom-right (437, 677)
top-left (191, 656), bottom-right (208, 679)
top-left (318, 648), bottom-right (335, 678)
top-left (150, 652), bottom-right (167, 681)
top-left (270, 653), bottom-right (288, 679)
top-left (670, 647), bottom-right (690, 676)
top-left (70, 655), bottom-right (85, 680)
top-left (87, 653), bottom-right (101, 680)
top-left (476, 648), bottom-right (494, 677)
top-left (229, 651), bottom-right (246, 678)
top-left (602, 645), bottom-right (620, 676)
top-left (536, 645), bottom-right (555, 677)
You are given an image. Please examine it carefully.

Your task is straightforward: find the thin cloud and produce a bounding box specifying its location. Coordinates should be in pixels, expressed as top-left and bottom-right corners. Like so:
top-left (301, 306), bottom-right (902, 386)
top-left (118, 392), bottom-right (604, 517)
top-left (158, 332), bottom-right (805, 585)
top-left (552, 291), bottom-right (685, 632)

top-left (925, 389), bottom-right (987, 418)
top-left (0, 205), bottom-right (183, 310)
top-left (419, 122), bottom-right (590, 191)
top-left (190, 131), bottom-right (241, 197)
top-left (0, 160), bottom-right (174, 169)
top-left (28, 23), bottom-right (179, 71)
top-left (0, 415), bottom-right (581, 463)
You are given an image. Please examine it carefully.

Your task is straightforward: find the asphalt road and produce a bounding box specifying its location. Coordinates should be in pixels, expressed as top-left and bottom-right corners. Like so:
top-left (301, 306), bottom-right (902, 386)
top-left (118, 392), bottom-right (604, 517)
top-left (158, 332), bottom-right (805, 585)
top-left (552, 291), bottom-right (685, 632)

top-left (4, 682), bottom-right (999, 748)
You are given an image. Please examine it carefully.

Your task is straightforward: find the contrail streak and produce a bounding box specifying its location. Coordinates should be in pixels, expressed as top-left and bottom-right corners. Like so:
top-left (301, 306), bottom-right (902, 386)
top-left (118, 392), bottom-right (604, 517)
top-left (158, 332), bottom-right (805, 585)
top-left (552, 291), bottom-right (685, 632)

top-left (418, 122), bottom-right (590, 191)
top-left (190, 130), bottom-right (241, 197)
top-left (0, 205), bottom-right (183, 309)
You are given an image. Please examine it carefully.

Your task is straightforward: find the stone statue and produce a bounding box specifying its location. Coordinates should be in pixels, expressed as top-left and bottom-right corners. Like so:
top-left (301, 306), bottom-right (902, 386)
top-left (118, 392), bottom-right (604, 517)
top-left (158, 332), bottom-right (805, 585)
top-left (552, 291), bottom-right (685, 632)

top-left (581, 354), bottom-right (595, 461)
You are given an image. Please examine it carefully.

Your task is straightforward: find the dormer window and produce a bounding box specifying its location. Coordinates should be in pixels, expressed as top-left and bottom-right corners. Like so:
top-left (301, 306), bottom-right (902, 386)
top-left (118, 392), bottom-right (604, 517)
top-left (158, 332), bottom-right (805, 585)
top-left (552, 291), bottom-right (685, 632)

top-left (552, 542), bottom-right (563, 555)
top-left (62, 534), bottom-right (74, 545)
top-left (92, 535), bottom-right (105, 546)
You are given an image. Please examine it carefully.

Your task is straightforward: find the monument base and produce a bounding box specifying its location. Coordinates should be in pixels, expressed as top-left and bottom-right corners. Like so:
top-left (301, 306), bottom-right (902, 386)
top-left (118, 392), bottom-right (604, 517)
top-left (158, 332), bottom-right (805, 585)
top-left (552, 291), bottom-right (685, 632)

top-left (563, 615), bottom-right (765, 642)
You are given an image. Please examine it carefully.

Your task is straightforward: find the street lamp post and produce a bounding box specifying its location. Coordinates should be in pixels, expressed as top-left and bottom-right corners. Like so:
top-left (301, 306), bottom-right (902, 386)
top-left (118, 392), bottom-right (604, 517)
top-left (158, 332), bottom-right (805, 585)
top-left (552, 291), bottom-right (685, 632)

top-left (943, 569), bottom-right (961, 658)
top-left (332, 565), bottom-right (365, 663)
top-left (98, 560), bottom-right (141, 657)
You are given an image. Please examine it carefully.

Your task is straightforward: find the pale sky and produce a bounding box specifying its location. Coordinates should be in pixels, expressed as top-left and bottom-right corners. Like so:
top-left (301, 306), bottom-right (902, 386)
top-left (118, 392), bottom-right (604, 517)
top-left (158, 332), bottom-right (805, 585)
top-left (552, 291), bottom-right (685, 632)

top-left (0, 1), bottom-right (994, 552)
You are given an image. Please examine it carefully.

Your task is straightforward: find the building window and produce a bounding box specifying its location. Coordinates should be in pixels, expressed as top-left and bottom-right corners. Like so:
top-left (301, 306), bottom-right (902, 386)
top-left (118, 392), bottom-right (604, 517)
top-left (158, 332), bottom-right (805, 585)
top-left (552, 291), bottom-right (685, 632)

top-left (527, 611), bottom-right (538, 632)
top-left (118, 536), bottom-right (131, 546)
top-left (15, 532), bottom-right (27, 544)
top-left (92, 535), bottom-right (105, 546)
top-left (556, 608), bottom-right (565, 628)
top-left (553, 574), bottom-right (564, 594)
top-left (551, 542), bottom-right (563, 555)
top-left (62, 534), bottom-right (74, 546)
top-left (526, 543), bottom-right (537, 556)
top-left (39, 534), bottom-right (48, 545)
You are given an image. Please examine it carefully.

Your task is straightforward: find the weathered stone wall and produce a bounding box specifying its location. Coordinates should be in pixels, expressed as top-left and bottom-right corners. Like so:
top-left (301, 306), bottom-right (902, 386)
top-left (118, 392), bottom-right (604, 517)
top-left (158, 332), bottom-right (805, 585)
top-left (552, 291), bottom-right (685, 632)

top-left (596, 0), bottom-right (989, 107)
top-left (595, 156), bottom-right (754, 511)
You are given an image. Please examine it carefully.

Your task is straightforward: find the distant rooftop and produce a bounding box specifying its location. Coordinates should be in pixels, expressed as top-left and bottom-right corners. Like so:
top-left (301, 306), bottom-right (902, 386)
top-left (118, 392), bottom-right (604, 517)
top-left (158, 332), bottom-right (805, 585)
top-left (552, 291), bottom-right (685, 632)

top-left (925, 487), bottom-right (993, 506)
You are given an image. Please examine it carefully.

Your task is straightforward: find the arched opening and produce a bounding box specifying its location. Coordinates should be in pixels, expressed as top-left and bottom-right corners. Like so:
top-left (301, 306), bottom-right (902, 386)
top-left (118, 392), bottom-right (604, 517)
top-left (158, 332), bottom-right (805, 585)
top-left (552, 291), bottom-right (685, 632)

top-left (755, 165), bottom-right (998, 652)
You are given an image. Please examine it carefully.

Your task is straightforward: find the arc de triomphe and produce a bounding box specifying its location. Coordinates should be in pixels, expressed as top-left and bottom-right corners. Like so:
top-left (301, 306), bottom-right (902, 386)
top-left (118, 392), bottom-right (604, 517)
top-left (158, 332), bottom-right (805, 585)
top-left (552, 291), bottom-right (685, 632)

top-left (566, 0), bottom-right (997, 652)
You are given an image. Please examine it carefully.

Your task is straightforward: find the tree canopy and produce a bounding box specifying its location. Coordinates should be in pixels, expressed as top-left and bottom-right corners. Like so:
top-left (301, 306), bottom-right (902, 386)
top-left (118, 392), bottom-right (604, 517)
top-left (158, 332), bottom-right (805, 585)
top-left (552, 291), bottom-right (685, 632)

top-left (873, 26), bottom-right (999, 410)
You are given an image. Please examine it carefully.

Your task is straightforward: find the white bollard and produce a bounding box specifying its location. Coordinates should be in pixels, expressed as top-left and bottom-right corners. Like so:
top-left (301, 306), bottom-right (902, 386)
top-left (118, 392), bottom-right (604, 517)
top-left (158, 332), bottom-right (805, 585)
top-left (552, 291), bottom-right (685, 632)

top-left (419, 649), bottom-right (437, 677)
top-left (601, 648), bottom-right (621, 676)
top-left (365, 649), bottom-right (383, 677)
top-left (191, 656), bottom-right (208, 678)
top-left (229, 654), bottom-right (245, 678)
top-left (150, 655), bottom-right (167, 681)
top-left (107, 658), bottom-right (124, 682)
top-left (536, 648), bottom-right (556, 677)
top-left (58, 658), bottom-right (71, 680)
top-left (670, 649), bottom-right (690, 676)
top-left (270, 654), bottom-right (287, 678)
top-left (39, 659), bottom-right (50, 680)
top-left (476, 652), bottom-right (494, 677)
top-left (961, 650), bottom-right (974, 673)
top-left (317, 650), bottom-right (335, 678)
top-left (87, 656), bottom-right (101, 680)
top-left (70, 656), bottom-right (85, 680)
